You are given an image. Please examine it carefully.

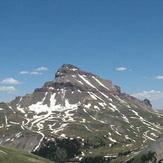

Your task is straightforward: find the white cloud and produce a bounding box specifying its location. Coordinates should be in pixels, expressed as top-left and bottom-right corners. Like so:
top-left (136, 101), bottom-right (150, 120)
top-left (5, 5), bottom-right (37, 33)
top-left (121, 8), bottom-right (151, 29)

top-left (35, 67), bottom-right (48, 71)
top-left (132, 90), bottom-right (163, 100)
top-left (19, 71), bottom-right (42, 75)
top-left (154, 76), bottom-right (163, 79)
top-left (19, 71), bottom-right (29, 75)
top-left (0, 86), bottom-right (16, 91)
top-left (30, 72), bottom-right (43, 75)
top-left (19, 67), bottom-right (48, 75)
top-left (0, 78), bottom-right (22, 84)
top-left (116, 67), bottom-right (127, 71)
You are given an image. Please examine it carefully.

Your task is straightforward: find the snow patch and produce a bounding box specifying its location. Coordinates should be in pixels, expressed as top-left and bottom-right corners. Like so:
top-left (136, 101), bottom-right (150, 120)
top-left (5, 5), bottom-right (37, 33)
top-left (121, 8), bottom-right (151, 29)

top-left (7, 104), bottom-right (16, 113)
top-left (0, 150), bottom-right (7, 155)
top-left (92, 76), bottom-right (110, 91)
top-left (83, 124), bottom-right (92, 132)
top-left (72, 68), bottom-right (78, 71)
top-left (77, 80), bottom-right (84, 85)
top-left (60, 134), bottom-right (67, 138)
top-left (10, 121), bottom-right (20, 125)
top-left (88, 92), bottom-right (97, 100)
top-left (33, 132), bottom-right (45, 152)
top-left (52, 123), bottom-right (69, 134)
top-left (90, 115), bottom-right (106, 124)
top-left (84, 103), bottom-right (91, 108)
top-left (108, 137), bottom-right (117, 143)
top-left (94, 105), bottom-right (100, 111)
top-left (5, 116), bottom-right (8, 125)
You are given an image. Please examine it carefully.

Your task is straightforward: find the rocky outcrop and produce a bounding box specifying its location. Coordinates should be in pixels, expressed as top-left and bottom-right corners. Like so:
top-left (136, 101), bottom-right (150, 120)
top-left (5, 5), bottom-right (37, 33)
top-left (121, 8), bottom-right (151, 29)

top-left (143, 99), bottom-right (152, 108)
top-left (145, 134), bottom-right (163, 162)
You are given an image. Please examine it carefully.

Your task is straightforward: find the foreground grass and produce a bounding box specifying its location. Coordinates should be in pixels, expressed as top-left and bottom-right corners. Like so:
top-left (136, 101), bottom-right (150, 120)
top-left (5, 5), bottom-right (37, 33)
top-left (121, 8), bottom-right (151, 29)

top-left (0, 145), bottom-right (54, 163)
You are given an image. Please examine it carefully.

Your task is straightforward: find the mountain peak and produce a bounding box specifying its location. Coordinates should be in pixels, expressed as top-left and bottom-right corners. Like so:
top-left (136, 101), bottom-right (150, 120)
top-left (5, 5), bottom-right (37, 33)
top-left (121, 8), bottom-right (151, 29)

top-left (55, 64), bottom-right (79, 78)
top-left (55, 64), bottom-right (97, 78)
top-left (0, 64), bottom-right (162, 163)
top-left (62, 64), bottom-right (79, 69)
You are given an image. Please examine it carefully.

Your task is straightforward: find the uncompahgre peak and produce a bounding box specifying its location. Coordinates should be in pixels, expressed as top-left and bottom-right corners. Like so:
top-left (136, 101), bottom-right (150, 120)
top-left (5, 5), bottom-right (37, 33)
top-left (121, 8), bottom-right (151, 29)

top-left (0, 64), bottom-right (163, 162)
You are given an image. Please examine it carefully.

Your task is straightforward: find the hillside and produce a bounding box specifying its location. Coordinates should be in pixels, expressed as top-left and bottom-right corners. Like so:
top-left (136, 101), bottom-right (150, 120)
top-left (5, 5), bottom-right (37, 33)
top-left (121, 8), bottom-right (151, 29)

top-left (0, 145), bottom-right (54, 163)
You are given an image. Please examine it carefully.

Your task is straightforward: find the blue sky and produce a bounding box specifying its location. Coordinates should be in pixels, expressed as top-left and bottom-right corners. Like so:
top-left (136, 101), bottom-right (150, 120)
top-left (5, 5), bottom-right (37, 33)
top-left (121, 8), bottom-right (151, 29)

top-left (0, 0), bottom-right (163, 109)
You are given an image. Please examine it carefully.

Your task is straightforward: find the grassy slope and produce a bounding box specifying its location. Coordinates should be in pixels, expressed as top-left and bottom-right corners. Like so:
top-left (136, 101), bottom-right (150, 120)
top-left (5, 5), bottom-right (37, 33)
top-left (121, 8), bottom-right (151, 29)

top-left (0, 145), bottom-right (54, 163)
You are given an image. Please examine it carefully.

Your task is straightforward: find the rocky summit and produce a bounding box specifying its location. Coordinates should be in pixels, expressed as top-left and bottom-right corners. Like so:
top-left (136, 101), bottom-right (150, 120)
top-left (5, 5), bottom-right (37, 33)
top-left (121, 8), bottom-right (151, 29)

top-left (0, 64), bottom-right (163, 162)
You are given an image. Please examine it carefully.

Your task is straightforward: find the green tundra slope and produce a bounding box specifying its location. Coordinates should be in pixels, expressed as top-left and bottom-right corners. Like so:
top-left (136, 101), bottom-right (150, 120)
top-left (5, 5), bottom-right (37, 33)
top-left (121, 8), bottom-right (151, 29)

top-left (0, 145), bottom-right (54, 163)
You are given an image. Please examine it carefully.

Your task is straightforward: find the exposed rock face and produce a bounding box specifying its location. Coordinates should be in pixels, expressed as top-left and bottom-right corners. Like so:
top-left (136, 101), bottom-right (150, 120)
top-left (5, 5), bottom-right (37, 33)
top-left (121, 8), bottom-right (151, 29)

top-left (131, 134), bottom-right (163, 163)
top-left (18, 64), bottom-right (121, 108)
top-left (143, 99), bottom-right (152, 108)
top-left (0, 64), bottom-right (163, 162)
top-left (55, 64), bottom-right (94, 78)
top-left (141, 134), bottom-right (163, 163)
